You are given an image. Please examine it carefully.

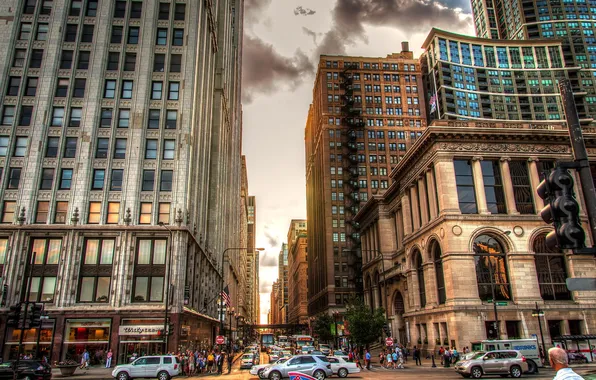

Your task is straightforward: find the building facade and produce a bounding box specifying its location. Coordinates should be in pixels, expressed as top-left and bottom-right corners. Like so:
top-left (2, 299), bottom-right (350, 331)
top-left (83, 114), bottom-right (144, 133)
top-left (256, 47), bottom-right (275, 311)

top-left (355, 120), bottom-right (596, 352)
top-left (0, 0), bottom-right (245, 364)
top-left (288, 232), bottom-right (308, 325)
top-left (245, 196), bottom-right (259, 324)
top-left (305, 47), bottom-right (427, 317)
top-left (278, 243), bottom-right (288, 323)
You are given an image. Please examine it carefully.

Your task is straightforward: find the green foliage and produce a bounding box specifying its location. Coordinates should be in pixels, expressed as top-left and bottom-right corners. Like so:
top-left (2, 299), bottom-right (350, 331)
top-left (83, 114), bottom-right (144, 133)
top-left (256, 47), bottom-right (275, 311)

top-left (344, 297), bottom-right (385, 347)
top-left (312, 313), bottom-right (335, 343)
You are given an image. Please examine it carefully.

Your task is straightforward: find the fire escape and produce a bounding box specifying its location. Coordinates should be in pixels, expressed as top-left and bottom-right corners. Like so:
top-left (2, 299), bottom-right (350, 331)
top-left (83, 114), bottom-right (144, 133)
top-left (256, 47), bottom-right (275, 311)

top-left (340, 65), bottom-right (364, 295)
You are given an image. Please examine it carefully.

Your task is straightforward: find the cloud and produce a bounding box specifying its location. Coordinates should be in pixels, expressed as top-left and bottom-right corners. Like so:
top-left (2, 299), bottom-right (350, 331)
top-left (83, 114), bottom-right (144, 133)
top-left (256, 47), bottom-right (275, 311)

top-left (242, 35), bottom-right (316, 103)
top-left (260, 251), bottom-right (278, 267)
top-left (315, 0), bottom-right (473, 58)
top-left (245, 0), bottom-right (272, 25)
top-left (264, 229), bottom-right (280, 248)
top-left (294, 6), bottom-right (316, 16)
top-left (260, 281), bottom-right (274, 293)
top-left (302, 27), bottom-right (319, 45)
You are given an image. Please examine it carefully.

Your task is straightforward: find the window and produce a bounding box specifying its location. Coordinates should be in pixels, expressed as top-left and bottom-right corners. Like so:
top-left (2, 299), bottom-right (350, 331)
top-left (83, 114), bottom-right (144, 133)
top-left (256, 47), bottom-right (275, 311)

top-left (80, 24), bottom-right (94, 42)
top-left (75, 50), bottom-right (90, 69)
top-left (54, 201), bottom-right (68, 223)
top-left (7, 77), bottom-right (20, 96)
top-left (64, 137), bottom-right (77, 158)
top-left (163, 140), bottom-right (175, 160)
top-left (25, 77), bottom-right (37, 96)
top-left (148, 110), bottom-right (160, 129)
top-left (27, 238), bottom-right (61, 303)
top-left (106, 202), bottom-right (120, 223)
top-left (40, 168), bottom-right (54, 190)
top-left (473, 235), bottom-right (511, 301)
top-left (121, 80), bottom-right (133, 99)
top-left (111, 26), bottom-right (123, 43)
top-left (14, 137), bottom-right (27, 157)
top-left (36, 201), bottom-right (50, 223)
top-left (142, 170), bottom-right (155, 191)
top-left (174, 4), bottom-right (186, 20)
top-left (114, 139), bottom-right (126, 159)
top-left (96, 138), bottom-right (109, 158)
top-left (69, 0), bottom-right (82, 16)
top-left (107, 52), bottom-right (120, 70)
top-left (64, 24), bottom-right (78, 42)
top-left (431, 241), bottom-right (446, 304)
top-left (51, 107), bottom-right (64, 126)
top-left (153, 54), bottom-right (165, 72)
top-left (101, 109), bottom-right (113, 127)
top-left (2, 201), bottom-right (16, 223)
top-left (158, 203), bottom-right (170, 224)
top-left (510, 160), bottom-right (534, 214)
top-left (160, 170), bottom-right (173, 191)
top-left (156, 29), bottom-right (167, 45)
top-left (88, 202), bottom-right (101, 223)
top-left (166, 110), bottom-right (177, 129)
top-left (113, 1), bottom-right (126, 17)
top-left (123, 53), bottom-right (136, 71)
top-left (158, 3), bottom-right (170, 19)
top-left (139, 203), bottom-right (152, 224)
top-left (481, 160), bottom-right (506, 214)
top-left (145, 140), bottom-right (157, 159)
top-left (55, 78), bottom-right (69, 97)
top-left (133, 239), bottom-right (167, 302)
top-left (118, 109), bottom-right (130, 128)
top-left (533, 234), bottom-right (571, 300)
top-left (128, 27), bottom-right (140, 44)
top-left (29, 49), bottom-right (43, 68)
top-left (170, 54), bottom-right (182, 72)
top-left (454, 159), bottom-right (477, 214)
top-left (46, 137), bottom-right (59, 157)
top-left (59, 169), bottom-right (73, 189)
top-left (19, 106), bottom-right (33, 126)
top-left (2, 106), bottom-right (15, 125)
top-left (69, 108), bottom-right (82, 127)
top-left (0, 137), bottom-right (8, 156)
top-left (60, 50), bottom-right (73, 69)
top-left (23, 0), bottom-right (37, 14)
top-left (19, 23), bottom-right (32, 40)
top-left (151, 82), bottom-right (163, 100)
top-left (104, 80), bottom-right (116, 98)
top-left (415, 251), bottom-right (426, 307)
top-left (92, 169), bottom-right (105, 190)
top-left (173, 29), bottom-right (184, 46)
top-left (130, 2), bottom-right (142, 18)
top-left (73, 78), bottom-right (86, 98)
top-left (7, 168), bottom-right (22, 189)
top-left (13, 50), bottom-right (26, 67)
top-left (86, 0), bottom-right (98, 16)
top-left (506, 321), bottom-right (521, 339)
top-left (79, 239), bottom-right (114, 302)
top-left (168, 82), bottom-right (180, 100)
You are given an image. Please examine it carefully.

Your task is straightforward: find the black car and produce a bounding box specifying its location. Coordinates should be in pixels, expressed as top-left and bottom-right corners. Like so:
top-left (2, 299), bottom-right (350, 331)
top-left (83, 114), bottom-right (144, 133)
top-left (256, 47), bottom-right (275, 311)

top-left (0, 360), bottom-right (52, 380)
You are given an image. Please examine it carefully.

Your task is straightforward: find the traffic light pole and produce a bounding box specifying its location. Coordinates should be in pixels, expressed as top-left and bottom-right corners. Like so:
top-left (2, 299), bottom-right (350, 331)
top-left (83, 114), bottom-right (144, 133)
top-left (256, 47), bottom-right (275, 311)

top-left (560, 79), bottom-right (596, 249)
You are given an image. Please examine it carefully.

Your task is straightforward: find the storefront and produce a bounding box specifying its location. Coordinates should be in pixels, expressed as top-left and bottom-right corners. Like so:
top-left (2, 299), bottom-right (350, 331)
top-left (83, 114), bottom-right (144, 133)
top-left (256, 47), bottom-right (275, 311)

top-left (3, 320), bottom-right (55, 362)
top-left (118, 319), bottom-right (165, 364)
top-left (62, 319), bottom-right (111, 365)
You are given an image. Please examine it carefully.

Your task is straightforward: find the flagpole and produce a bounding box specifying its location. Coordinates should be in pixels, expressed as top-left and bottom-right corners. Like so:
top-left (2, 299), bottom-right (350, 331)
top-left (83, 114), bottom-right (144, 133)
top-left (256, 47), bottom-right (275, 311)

top-left (431, 55), bottom-right (441, 119)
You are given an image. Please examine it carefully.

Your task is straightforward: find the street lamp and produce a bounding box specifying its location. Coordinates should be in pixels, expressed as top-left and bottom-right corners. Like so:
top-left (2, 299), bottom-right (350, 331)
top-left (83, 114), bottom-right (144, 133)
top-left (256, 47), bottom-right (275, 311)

top-left (227, 307), bottom-right (235, 351)
top-left (532, 302), bottom-right (547, 363)
top-left (158, 222), bottom-right (174, 353)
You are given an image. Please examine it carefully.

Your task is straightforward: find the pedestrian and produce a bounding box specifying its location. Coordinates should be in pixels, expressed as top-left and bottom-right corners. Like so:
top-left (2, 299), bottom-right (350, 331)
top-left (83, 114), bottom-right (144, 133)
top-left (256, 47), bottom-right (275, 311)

top-left (439, 346), bottom-right (445, 365)
top-left (106, 349), bottom-right (113, 368)
top-left (379, 351), bottom-right (384, 367)
top-left (217, 351), bottom-right (224, 374)
top-left (208, 351), bottom-right (215, 373)
top-left (227, 351), bottom-right (233, 374)
top-left (365, 349), bottom-right (371, 370)
top-left (189, 352), bottom-right (196, 376)
top-left (413, 346), bottom-right (421, 366)
top-left (403, 346), bottom-right (408, 363)
top-left (386, 351), bottom-right (392, 369)
top-left (355, 351), bottom-right (363, 370)
top-left (549, 347), bottom-right (585, 379)
top-left (391, 351), bottom-right (398, 369)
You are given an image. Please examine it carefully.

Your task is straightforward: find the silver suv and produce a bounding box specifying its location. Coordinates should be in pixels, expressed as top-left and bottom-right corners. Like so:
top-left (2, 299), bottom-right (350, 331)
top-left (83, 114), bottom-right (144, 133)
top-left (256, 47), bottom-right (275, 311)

top-left (455, 350), bottom-right (528, 378)
top-left (262, 355), bottom-right (333, 380)
top-left (112, 355), bottom-right (180, 380)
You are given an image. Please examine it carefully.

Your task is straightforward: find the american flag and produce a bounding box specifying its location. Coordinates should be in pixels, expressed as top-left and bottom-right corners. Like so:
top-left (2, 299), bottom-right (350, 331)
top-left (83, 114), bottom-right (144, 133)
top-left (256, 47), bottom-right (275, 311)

top-left (220, 285), bottom-right (231, 307)
top-left (429, 93), bottom-right (437, 114)
top-left (289, 372), bottom-right (317, 380)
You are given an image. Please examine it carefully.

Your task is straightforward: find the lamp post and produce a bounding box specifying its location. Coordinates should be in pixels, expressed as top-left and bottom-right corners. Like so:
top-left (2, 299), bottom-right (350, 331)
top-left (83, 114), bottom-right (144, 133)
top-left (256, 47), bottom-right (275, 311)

top-left (227, 307), bottom-right (234, 351)
top-left (532, 302), bottom-right (547, 364)
top-left (158, 222), bottom-right (174, 353)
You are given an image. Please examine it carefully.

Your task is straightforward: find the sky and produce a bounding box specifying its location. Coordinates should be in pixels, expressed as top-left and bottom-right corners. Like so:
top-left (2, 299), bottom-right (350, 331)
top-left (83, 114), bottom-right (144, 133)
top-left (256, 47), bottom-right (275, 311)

top-left (240, 0), bottom-right (475, 323)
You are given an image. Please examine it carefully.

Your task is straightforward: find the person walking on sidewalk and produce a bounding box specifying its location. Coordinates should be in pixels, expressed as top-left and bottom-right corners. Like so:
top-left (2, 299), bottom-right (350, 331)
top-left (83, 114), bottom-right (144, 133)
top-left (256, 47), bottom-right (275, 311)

top-left (227, 351), bottom-right (233, 374)
top-left (217, 351), bottom-right (224, 374)
top-left (413, 346), bottom-right (421, 366)
top-left (105, 349), bottom-right (113, 368)
top-left (365, 350), bottom-right (371, 370)
top-left (549, 347), bottom-right (585, 380)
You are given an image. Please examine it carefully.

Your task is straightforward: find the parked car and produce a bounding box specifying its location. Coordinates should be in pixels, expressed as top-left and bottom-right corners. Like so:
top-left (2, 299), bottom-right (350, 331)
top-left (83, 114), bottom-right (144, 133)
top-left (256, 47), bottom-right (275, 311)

top-left (240, 354), bottom-right (259, 369)
top-left (269, 351), bottom-right (281, 362)
top-left (310, 351), bottom-right (324, 356)
top-left (0, 360), bottom-right (52, 380)
top-left (454, 350), bottom-right (528, 379)
top-left (327, 356), bottom-right (360, 378)
top-left (250, 358), bottom-right (288, 378)
top-left (262, 355), bottom-right (332, 380)
top-left (319, 345), bottom-right (331, 356)
top-left (112, 355), bottom-right (180, 380)
top-left (300, 346), bottom-right (315, 354)
top-left (280, 351), bottom-right (293, 359)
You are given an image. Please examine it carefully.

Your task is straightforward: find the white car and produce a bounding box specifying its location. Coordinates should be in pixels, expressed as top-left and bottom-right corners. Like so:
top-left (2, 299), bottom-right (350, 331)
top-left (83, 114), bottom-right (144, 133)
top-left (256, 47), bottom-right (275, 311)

top-left (240, 353), bottom-right (259, 369)
top-left (301, 346), bottom-right (315, 354)
top-left (327, 356), bottom-right (360, 378)
top-left (112, 355), bottom-right (180, 380)
top-left (250, 358), bottom-right (288, 378)
top-left (281, 350), bottom-right (293, 359)
top-left (319, 345), bottom-right (331, 356)
top-left (269, 351), bottom-right (281, 362)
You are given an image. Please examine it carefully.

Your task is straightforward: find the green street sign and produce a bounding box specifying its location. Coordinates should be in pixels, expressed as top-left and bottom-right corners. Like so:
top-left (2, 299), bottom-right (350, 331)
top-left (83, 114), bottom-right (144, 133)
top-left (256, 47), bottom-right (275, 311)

top-left (486, 299), bottom-right (493, 303)
top-left (495, 301), bottom-right (508, 306)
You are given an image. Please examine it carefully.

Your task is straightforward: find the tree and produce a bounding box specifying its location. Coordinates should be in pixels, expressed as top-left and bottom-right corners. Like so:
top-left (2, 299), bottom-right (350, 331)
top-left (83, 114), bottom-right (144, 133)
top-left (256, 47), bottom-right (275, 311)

top-left (312, 313), bottom-right (335, 343)
top-left (344, 297), bottom-right (385, 348)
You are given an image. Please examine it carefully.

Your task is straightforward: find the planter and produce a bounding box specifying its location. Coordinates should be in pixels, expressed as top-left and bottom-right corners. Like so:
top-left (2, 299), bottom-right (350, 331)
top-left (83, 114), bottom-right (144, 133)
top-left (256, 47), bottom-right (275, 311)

top-left (56, 365), bottom-right (78, 376)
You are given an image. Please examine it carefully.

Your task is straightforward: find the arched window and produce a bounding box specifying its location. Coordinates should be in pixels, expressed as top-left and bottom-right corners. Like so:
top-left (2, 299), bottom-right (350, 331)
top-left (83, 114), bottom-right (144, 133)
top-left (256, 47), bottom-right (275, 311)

top-left (415, 251), bottom-right (426, 307)
top-left (394, 291), bottom-right (405, 315)
top-left (533, 234), bottom-right (571, 300)
top-left (432, 241), bottom-right (446, 304)
top-left (473, 234), bottom-right (511, 301)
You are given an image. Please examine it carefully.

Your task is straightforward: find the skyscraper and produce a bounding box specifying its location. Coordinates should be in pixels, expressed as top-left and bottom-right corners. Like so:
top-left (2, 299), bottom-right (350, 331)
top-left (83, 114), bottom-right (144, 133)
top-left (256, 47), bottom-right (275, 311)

top-left (0, 0), bottom-right (245, 363)
top-left (305, 47), bottom-right (427, 317)
top-left (278, 243), bottom-right (288, 323)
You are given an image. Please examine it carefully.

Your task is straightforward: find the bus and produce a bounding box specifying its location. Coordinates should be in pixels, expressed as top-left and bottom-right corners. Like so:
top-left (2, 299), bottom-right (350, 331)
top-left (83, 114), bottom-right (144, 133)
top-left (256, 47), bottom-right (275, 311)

top-left (291, 335), bottom-right (314, 349)
top-left (260, 333), bottom-right (275, 352)
top-left (278, 335), bottom-right (289, 348)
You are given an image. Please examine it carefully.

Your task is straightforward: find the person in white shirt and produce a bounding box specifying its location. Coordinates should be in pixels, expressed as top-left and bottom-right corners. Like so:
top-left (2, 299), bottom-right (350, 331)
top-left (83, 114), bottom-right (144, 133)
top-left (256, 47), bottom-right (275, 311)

top-left (549, 347), bottom-right (585, 380)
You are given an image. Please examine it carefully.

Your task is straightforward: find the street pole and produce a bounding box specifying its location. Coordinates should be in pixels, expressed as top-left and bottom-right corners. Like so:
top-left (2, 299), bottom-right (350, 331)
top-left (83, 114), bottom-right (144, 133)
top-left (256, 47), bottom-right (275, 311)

top-left (533, 302), bottom-right (547, 365)
top-left (14, 251), bottom-right (36, 380)
top-left (487, 253), bottom-right (500, 339)
top-left (158, 223), bottom-right (174, 353)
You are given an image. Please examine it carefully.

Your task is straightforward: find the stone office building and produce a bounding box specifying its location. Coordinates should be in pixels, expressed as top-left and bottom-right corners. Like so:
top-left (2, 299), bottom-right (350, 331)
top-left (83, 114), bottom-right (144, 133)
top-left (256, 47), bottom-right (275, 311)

top-left (355, 120), bottom-right (596, 352)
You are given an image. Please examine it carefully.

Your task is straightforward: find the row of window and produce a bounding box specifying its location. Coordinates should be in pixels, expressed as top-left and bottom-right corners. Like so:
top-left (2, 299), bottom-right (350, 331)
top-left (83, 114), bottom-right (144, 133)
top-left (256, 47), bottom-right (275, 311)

top-left (324, 61), bottom-right (417, 71)
top-left (102, 80), bottom-right (180, 100)
top-left (327, 72), bottom-right (418, 83)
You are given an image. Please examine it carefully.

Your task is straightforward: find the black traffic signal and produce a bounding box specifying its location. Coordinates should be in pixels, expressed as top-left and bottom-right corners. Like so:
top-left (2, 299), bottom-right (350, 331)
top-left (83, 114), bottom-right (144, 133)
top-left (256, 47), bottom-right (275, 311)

top-left (29, 303), bottom-right (43, 327)
top-left (7, 304), bottom-right (21, 327)
top-left (184, 285), bottom-right (190, 305)
top-left (1, 284), bottom-right (7, 306)
top-left (537, 166), bottom-right (585, 250)
top-left (168, 322), bottom-right (175, 336)
top-left (382, 323), bottom-right (391, 337)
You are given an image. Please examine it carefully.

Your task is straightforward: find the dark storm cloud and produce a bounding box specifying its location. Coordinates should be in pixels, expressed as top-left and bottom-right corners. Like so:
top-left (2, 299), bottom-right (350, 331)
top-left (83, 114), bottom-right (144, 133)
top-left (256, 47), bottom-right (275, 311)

top-left (242, 35), bottom-right (315, 103)
top-left (294, 6), bottom-right (317, 16)
top-left (245, 0), bottom-right (272, 25)
top-left (315, 0), bottom-right (472, 57)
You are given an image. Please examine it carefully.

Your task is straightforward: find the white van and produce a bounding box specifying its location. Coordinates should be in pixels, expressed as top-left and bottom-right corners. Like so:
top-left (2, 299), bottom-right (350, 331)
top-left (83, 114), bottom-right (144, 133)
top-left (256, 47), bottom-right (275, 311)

top-left (475, 339), bottom-right (542, 374)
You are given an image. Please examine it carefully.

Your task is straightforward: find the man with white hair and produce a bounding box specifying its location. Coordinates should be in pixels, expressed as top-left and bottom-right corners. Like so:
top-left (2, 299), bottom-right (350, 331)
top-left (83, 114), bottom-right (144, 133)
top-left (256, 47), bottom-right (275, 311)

top-left (549, 347), bottom-right (584, 380)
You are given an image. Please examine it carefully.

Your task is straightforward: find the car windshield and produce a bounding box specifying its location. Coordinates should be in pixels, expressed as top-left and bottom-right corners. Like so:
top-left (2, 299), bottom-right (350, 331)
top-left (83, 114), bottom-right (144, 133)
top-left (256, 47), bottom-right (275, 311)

top-left (316, 356), bottom-right (330, 362)
top-left (276, 359), bottom-right (287, 364)
top-left (242, 355), bottom-right (253, 360)
top-left (468, 352), bottom-right (485, 360)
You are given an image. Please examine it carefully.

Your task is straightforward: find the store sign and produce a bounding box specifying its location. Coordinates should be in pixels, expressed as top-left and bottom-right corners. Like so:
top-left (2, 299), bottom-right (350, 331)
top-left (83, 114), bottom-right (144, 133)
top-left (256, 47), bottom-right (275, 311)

top-left (119, 325), bottom-right (165, 336)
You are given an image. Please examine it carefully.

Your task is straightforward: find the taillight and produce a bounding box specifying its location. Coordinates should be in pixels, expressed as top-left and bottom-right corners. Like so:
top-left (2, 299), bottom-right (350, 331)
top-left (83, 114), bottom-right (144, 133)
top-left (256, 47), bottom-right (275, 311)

top-left (327, 364), bottom-right (331, 369)
top-left (521, 356), bottom-right (526, 362)
top-left (174, 364), bottom-right (178, 369)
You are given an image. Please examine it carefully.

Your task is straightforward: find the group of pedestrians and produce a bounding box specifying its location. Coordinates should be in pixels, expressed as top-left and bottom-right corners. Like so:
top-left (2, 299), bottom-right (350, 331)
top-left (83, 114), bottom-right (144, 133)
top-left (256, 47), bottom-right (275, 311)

top-left (437, 346), bottom-right (464, 365)
top-left (379, 345), bottom-right (406, 369)
top-left (174, 349), bottom-right (235, 376)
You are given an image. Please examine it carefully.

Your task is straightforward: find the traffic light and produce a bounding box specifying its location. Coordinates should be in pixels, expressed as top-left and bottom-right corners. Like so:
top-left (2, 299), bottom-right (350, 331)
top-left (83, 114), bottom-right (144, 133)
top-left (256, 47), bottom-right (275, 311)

top-left (29, 303), bottom-right (43, 327)
top-left (382, 323), bottom-right (391, 337)
top-left (537, 165), bottom-right (586, 250)
top-left (184, 285), bottom-right (190, 306)
top-left (7, 304), bottom-right (21, 327)
top-left (1, 284), bottom-right (7, 306)
top-left (168, 322), bottom-right (175, 336)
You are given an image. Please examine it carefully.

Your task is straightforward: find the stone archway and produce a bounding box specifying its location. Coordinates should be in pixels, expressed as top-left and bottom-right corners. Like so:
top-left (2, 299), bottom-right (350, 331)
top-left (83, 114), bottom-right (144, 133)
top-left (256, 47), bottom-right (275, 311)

top-left (392, 291), bottom-right (407, 346)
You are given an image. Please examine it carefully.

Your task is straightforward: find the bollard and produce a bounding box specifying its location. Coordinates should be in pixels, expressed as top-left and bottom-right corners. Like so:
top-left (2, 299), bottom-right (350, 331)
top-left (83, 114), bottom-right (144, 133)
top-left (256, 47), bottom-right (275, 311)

top-left (431, 354), bottom-right (436, 368)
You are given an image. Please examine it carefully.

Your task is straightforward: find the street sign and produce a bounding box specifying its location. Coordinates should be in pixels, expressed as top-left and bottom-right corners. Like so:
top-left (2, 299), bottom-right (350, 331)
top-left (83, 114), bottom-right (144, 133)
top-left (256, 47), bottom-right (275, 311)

top-left (566, 278), bottom-right (596, 291)
top-left (495, 301), bottom-right (508, 306)
top-left (385, 337), bottom-right (394, 346)
top-left (216, 335), bottom-right (225, 345)
top-left (531, 312), bottom-right (544, 317)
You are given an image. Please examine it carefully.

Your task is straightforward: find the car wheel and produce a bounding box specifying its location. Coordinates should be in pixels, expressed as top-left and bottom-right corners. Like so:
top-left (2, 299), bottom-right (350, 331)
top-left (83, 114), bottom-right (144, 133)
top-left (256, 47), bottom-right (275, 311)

top-left (157, 370), bottom-right (170, 380)
top-left (313, 370), bottom-right (326, 380)
top-left (24, 376), bottom-right (32, 380)
top-left (510, 365), bottom-right (522, 378)
top-left (258, 369), bottom-right (266, 379)
top-left (470, 366), bottom-right (483, 379)
top-left (269, 371), bottom-right (282, 380)
top-left (338, 368), bottom-right (349, 378)
top-left (525, 359), bottom-right (537, 374)
top-left (117, 372), bottom-right (130, 380)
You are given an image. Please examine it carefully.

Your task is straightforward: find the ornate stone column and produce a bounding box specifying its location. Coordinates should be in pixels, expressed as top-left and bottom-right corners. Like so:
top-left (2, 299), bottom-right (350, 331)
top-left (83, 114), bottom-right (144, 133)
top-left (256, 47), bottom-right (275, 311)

top-left (409, 185), bottom-right (421, 230)
top-left (426, 168), bottom-right (439, 219)
top-left (433, 157), bottom-right (460, 214)
top-left (499, 157), bottom-right (519, 215)
top-left (471, 156), bottom-right (490, 214)
top-left (528, 157), bottom-right (543, 210)
top-left (401, 192), bottom-right (413, 236)
top-left (418, 176), bottom-right (429, 226)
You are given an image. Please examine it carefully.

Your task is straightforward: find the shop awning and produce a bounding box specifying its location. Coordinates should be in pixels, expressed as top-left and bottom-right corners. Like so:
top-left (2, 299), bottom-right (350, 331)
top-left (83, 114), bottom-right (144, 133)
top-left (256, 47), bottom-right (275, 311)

top-left (182, 307), bottom-right (221, 323)
top-left (555, 335), bottom-right (596, 340)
